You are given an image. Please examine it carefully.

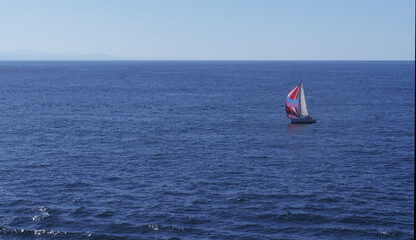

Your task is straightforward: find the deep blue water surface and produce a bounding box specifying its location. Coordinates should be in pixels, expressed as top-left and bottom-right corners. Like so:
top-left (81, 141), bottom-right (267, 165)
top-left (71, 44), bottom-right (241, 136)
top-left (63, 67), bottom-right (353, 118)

top-left (0, 61), bottom-right (414, 239)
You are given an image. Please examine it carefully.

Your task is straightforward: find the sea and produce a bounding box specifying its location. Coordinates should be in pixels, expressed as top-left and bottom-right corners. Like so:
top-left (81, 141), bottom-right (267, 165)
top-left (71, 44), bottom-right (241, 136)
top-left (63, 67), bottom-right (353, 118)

top-left (0, 61), bottom-right (414, 239)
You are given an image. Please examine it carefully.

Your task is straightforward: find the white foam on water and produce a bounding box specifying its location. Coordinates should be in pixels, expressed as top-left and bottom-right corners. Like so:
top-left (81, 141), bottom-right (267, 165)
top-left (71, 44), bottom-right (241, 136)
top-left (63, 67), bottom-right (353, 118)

top-left (148, 224), bottom-right (159, 231)
top-left (32, 206), bottom-right (50, 222)
top-left (380, 231), bottom-right (395, 236)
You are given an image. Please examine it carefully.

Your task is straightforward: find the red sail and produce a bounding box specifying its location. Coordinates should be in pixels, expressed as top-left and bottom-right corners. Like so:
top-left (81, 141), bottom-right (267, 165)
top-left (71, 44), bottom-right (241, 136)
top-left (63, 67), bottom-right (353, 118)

top-left (285, 84), bottom-right (300, 119)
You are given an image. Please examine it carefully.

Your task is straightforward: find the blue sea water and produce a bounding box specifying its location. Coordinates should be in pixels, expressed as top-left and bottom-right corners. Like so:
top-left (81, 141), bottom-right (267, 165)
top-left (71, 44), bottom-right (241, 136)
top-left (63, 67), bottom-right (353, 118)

top-left (0, 61), bottom-right (414, 239)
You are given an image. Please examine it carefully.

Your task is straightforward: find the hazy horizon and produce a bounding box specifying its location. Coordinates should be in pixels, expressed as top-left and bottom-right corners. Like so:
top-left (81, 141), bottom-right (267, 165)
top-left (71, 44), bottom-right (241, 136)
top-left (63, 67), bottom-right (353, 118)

top-left (1, 0), bottom-right (414, 61)
top-left (1, 49), bottom-right (416, 61)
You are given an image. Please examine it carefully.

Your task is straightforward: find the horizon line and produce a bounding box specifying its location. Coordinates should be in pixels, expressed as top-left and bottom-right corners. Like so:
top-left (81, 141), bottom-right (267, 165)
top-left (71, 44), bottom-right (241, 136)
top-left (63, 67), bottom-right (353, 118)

top-left (0, 59), bottom-right (414, 61)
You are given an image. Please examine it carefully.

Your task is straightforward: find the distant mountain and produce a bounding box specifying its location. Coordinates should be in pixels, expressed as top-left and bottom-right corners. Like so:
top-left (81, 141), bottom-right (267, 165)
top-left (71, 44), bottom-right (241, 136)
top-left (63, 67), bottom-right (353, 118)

top-left (0, 50), bottom-right (115, 60)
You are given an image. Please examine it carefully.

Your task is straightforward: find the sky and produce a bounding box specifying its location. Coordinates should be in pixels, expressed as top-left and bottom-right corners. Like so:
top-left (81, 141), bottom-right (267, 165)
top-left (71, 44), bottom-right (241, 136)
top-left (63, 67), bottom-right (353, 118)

top-left (0, 0), bottom-right (414, 60)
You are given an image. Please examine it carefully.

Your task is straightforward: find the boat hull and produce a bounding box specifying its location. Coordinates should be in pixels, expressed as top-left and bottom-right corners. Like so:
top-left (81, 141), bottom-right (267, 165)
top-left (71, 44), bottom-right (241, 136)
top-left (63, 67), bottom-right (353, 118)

top-left (291, 118), bottom-right (317, 124)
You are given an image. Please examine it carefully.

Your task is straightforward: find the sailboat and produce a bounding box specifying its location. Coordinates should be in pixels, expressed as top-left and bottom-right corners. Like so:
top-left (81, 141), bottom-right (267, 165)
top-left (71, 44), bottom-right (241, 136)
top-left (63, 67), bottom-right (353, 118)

top-left (285, 82), bottom-right (317, 124)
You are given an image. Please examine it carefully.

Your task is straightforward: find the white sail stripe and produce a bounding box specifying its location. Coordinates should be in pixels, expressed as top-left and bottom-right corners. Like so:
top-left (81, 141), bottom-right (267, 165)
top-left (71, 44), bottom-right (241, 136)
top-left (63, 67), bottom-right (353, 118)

top-left (287, 85), bottom-right (299, 98)
top-left (291, 107), bottom-right (298, 115)
top-left (287, 88), bottom-right (296, 97)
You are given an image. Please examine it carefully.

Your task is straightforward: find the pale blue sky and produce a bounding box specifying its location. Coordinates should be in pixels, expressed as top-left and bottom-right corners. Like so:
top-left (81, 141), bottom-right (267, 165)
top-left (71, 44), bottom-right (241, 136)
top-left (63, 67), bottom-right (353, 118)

top-left (0, 0), bottom-right (414, 60)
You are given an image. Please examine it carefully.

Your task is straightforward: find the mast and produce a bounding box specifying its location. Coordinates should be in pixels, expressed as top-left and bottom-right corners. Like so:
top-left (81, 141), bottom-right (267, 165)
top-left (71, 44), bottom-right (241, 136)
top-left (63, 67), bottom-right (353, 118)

top-left (298, 83), bottom-right (302, 116)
